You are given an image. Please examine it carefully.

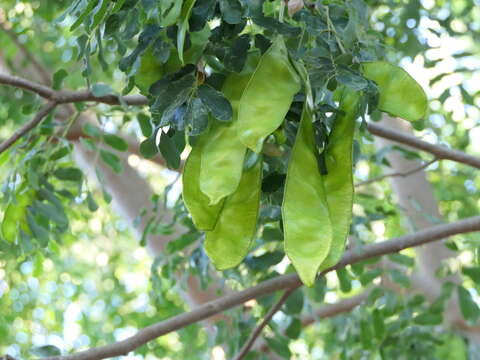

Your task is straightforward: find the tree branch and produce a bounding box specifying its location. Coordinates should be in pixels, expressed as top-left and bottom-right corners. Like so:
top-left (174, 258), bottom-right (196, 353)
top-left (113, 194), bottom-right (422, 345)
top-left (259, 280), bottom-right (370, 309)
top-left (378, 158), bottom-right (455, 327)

top-left (367, 122), bottom-right (480, 170)
top-left (0, 101), bottom-right (57, 154)
top-left (2, 72), bottom-right (480, 172)
top-left (43, 215), bottom-right (480, 360)
top-left (0, 73), bottom-right (148, 106)
top-left (0, 21), bottom-right (52, 85)
top-left (233, 288), bottom-right (296, 360)
top-left (356, 158), bottom-right (438, 187)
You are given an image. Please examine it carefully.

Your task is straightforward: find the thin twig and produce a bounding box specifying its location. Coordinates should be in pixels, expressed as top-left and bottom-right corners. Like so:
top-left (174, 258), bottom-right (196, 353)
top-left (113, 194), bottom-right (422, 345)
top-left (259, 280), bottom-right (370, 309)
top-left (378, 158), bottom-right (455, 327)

top-left (367, 122), bottom-right (480, 170)
top-left (42, 215), bottom-right (480, 360)
top-left (356, 158), bottom-right (438, 187)
top-left (0, 101), bottom-right (57, 154)
top-left (233, 288), bottom-right (297, 360)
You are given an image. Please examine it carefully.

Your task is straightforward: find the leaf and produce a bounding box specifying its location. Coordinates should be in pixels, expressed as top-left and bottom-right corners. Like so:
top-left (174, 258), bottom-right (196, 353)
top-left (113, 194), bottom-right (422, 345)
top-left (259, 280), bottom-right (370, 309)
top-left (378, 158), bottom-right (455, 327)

top-left (53, 167), bottom-right (83, 182)
top-left (252, 16), bottom-right (301, 36)
top-left (372, 309), bottom-right (385, 339)
top-left (336, 268), bottom-right (352, 293)
top-left (184, 98), bottom-right (209, 135)
top-left (388, 253), bottom-right (415, 267)
top-left (91, 0), bottom-right (110, 30)
top-left (388, 268), bottom-right (411, 288)
top-left (224, 34), bottom-right (251, 72)
top-left (219, 0), bottom-right (244, 24)
top-left (284, 288), bottom-right (304, 314)
top-left (100, 150), bottom-right (123, 173)
top-left (414, 312), bottom-right (443, 325)
top-left (91, 83), bottom-right (113, 97)
top-left (31, 345), bottom-right (61, 357)
top-left (52, 69), bottom-right (68, 90)
top-left (457, 286), bottom-right (480, 322)
top-left (103, 133), bottom-right (129, 152)
top-left (70, 0), bottom-right (97, 31)
top-left (285, 318), bottom-right (301, 339)
top-left (197, 84), bottom-right (233, 122)
top-left (245, 251), bottom-right (284, 271)
top-left (336, 66), bottom-right (369, 91)
top-left (137, 113), bottom-right (153, 137)
top-left (462, 266), bottom-right (480, 284)
top-left (158, 131), bottom-right (181, 169)
top-left (160, 0), bottom-right (183, 26)
top-left (265, 336), bottom-right (291, 358)
top-left (139, 135), bottom-right (158, 158)
top-left (177, 0), bottom-right (197, 64)
top-left (86, 192), bottom-right (99, 212)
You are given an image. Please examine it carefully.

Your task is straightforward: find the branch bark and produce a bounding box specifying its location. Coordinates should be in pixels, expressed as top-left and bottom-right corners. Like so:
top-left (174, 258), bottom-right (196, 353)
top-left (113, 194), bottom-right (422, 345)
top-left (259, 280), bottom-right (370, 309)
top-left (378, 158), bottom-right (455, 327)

top-left (233, 289), bottom-right (295, 360)
top-left (368, 121), bottom-right (480, 169)
top-left (0, 101), bottom-right (57, 154)
top-left (43, 215), bottom-right (480, 360)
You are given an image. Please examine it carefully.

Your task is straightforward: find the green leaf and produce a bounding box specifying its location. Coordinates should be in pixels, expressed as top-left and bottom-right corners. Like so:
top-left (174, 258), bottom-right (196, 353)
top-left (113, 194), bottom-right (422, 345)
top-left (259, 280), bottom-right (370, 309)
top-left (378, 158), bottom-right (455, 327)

top-left (100, 150), bottom-right (123, 173)
top-left (457, 286), bottom-right (480, 322)
top-left (197, 84), bottom-right (233, 121)
top-left (138, 113), bottom-right (153, 137)
top-left (83, 123), bottom-right (102, 138)
top-left (414, 312), bottom-right (443, 325)
top-left (86, 192), bottom-right (99, 212)
top-left (285, 318), bottom-right (301, 339)
top-left (462, 266), bottom-right (480, 284)
top-left (184, 98), bottom-right (209, 135)
top-left (284, 288), bottom-right (304, 314)
top-left (219, 0), bottom-right (244, 24)
top-left (265, 336), bottom-right (291, 358)
top-left (52, 69), bottom-right (68, 90)
top-left (388, 269), bottom-right (411, 288)
top-left (91, 0), bottom-right (110, 29)
top-left (139, 136), bottom-right (158, 158)
top-left (245, 251), bottom-right (284, 271)
top-left (53, 167), bottom-right (83, 182)
top-left (160, 0), bottom-right (183, 26)
top-left (103, 133), bottom-right (129, 152)
top-left (388, 253), bottom-right (415, 267)
top-left (372, 309), bottom-right (385, 339)
top-left (159, 131), bottom-right (181, 169)
top-left (70, 0), bottom-right (97, 31)
top-left (336, 268), bottom-right (352, 293)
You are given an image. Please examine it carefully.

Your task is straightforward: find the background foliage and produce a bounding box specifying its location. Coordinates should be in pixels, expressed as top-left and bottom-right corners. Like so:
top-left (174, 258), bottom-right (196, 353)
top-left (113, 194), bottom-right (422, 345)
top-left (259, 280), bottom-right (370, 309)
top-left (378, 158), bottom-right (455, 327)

top-left (0, 0), bottom-right (479, 359)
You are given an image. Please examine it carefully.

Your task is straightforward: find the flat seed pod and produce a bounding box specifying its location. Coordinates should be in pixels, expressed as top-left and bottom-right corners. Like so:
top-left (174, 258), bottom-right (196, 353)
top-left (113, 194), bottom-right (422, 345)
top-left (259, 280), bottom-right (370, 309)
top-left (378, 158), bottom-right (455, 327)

top-left (237, 36), bottom-right (301, 153)
top-left (362, 61), bottom-right (427, 121)
top-left (205, 157), bottom-right (262, 270)
top-left (321, 88), bottom-right (360, 270)
top-left (182, 132), bottom-right (225, 230)
top-left (282, 107), bottom-right (332, 286)
top-left (199, 72), bottom-right (253, 205)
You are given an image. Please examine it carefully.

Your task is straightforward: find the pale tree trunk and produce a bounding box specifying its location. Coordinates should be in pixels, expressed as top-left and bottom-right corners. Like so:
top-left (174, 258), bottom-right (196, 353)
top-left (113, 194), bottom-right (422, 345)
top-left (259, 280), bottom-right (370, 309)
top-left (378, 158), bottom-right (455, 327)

top-left (374, 115), bottom-right (480, 345)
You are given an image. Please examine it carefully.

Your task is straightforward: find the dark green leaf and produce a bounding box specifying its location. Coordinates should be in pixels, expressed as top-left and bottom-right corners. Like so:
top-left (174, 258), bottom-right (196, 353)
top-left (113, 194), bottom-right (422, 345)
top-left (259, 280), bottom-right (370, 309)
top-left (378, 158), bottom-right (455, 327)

top-left (219, 0), bottom-right (244, 24)
top-left (336, 268), bottom-right (352, 293)
top-left (224, 34), bottom-right (251, 72)
top-left (284, 288), bottom-right (304, 314)
top-left (252, 16), bottom-right (301, 36)
top-left (285, 318), bottom-right (301, 339)
top-left (86, 192), bottom-right (99, 212)
top-left (388, 253), bottom-right (415, 267)
top-left (138, 113), bottom-right (153, 137)
top-left (245, 251), bottom-right (284, 271)
top-left (53, 167), bottom-right (83, 182)
top-left (159, 131), bottom-right (181, 169)
top-left (414, 312), bottom-right (443, 325)
top-left (139, 136), bottom-right (158, 158)
top-left (462, 267), bottom-right (480, 284)
top-left (184, 98), bottom-right (209, 135)
top-left (197, 84), bottom-right (233, 121)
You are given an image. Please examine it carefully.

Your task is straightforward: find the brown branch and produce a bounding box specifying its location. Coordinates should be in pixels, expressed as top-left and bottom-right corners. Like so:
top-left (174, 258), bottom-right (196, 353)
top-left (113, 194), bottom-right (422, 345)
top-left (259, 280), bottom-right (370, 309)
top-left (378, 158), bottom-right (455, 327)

top-left (0, 22), bottom-right (52, 85)
top-left (233, 288), bottom-right (296, 360)
top-left (43, 215), bottom-right (480, 360)
top-left (0, 101), bottom-right (57, 154)
top-left (302, 290), bottom-right (371, 327)
top-left (1, 73), bottom-right (480, 172)
top-left (356, 158), bottom-right (438, 187)
top-left (367, 122), bottom-right (480, 170)
top-left (0, 73), bottom-right (54, 98)
top-left (0, 73), bottom-right (148, 106)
